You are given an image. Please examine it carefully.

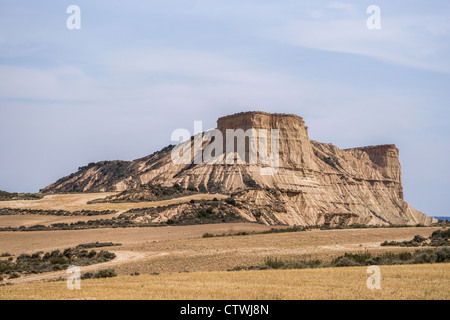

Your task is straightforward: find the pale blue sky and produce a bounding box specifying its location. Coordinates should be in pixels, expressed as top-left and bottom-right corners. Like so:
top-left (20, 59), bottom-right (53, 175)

top-left (0, 1), bottom-right (449, 216)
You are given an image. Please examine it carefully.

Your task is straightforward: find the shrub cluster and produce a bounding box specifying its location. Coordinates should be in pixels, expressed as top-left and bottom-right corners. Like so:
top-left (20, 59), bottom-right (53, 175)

top-left (0, 218), bottom-right (163, 232)
top-left (75, 242), bottom-right (121, 249)
top-left (381, 229), bottom-right (450, 247)
top-left (81, 268), bottom-right (117, 279)
top-left (332, 248), bottom-right (450, 266)
top-left (89, 183), bottom-right (197, 204)
top-left (229, 248), bottom-right (450, 272)
top-left (202, 226), bottom-right (306, 238)
top-left (0, 190), bottom-right (43, 201)
top-left (0, 246), bottom-right (116, 279)
top-left (0, 208), bottom-right (116, 216)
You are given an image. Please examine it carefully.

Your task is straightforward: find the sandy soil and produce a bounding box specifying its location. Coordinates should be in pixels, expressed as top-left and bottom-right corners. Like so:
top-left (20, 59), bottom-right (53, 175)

top-left (0, 225), bottom-right (441, 284)
top-left (0, 214), bottom-right (118, 228)
top-left (0, 222), bottom-right (281, 255)
top-left (0, 192), bottom-right (228, 228)
top-left (0, 192), bottom-right (227, 213)
top-left (0, 192), bottom-right (445, 295)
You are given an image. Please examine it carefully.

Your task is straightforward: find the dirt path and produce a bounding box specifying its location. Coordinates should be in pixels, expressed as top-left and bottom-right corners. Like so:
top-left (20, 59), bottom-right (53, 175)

top-left (7, 250), bottom-right (158, 285)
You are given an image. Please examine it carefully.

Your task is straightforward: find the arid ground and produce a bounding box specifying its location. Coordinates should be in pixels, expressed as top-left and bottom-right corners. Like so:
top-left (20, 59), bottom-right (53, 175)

top-left (0, 193), bottom-right (448, 299)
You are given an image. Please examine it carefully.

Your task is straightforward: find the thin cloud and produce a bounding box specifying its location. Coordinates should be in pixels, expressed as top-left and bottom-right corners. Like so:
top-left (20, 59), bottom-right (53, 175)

top-left (261, 11), bottom-right (450, 73)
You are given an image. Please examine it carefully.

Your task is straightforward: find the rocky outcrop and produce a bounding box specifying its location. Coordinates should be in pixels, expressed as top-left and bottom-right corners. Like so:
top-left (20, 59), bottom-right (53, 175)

top-left (41, 111), bottom-right (435, 226)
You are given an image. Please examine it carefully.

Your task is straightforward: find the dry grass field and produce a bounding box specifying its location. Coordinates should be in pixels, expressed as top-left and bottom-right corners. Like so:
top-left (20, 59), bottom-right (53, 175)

top-left (0, 213), bottom-right (118, 228)
top-left (0, 193), bottom-right (448, 300)
top-left (0, 192), bottom-right (227, 213)
top-left (0, 192), bottom-right (228, 228)
top-left (0, 225), bottom-right (442, 283)
top-left (1, 263), bottom-right (449, 300)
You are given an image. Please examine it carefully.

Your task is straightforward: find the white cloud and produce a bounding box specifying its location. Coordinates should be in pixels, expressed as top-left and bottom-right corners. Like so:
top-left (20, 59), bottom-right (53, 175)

top-left (262, 12), bottom-right (450, 73)
top-left (327, 2), bottom-right (354, 12)
top-left (0, 65), bottom-right (99, 101)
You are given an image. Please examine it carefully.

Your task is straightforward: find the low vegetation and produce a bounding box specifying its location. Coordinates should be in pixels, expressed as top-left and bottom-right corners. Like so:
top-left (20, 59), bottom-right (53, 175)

top-left (0, 253), bottom-right (13, 258)
top-left (0, 246), bottom-right (116, 280)
top-left (75, 242), bottom-right (121, 249)
top-left (0, 190), bottom-right (43, 201)
top-left (203, 226), bottom-right (305, 238)
top-left (0, 219), bottom-right (161, 232)
top-left (0, 198), bottom-right (244, 231)
top-left (229, 248), bottom-right (450, 271)
top-left (88, 183), bottom-right (198, 203)
top-left (81, 268), bottom-right (117, 279)
top-left (41, 160), bottom-right (132, 193)
top-left (381, 228), bottom-right (450, 247)
top-left (125, 198), bottom-right (245, 226)
top-left (0, 208), bottom-right (117, 216)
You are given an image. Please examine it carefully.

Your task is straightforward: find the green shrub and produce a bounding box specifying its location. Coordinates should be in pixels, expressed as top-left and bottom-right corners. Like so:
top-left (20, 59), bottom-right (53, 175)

top-left (413, 251), bottom-right (437, 264)
top-left (49, 256), bottom-right (68, 265)
top-left (225, 198), bottom-right (236, 206)
top-left (334, 251), bottom-right (372, 266)
top-left (81, 272), bottom-right (94, 280)
top-left (413, 235), bottom-right (426, 243)
top-left (202, 233), bottom-right (214, 238)
top-left (87, 250), bottom-right (96, 258)
top-left (435, 247), bottom-right (450, 262)
top-left (97, 251), bottom-right (116, 261)
top-left (398, 251), bottom-right (413, 261)
top-left (334, 257), bottom-right (357, 267)
top-left (94, 268), bottom-right (117, 278)
top-left (264, 257), bottom-right (285, 269)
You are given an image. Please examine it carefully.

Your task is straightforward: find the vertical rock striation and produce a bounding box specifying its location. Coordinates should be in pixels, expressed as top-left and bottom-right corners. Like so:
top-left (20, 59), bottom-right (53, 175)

top-left (41, 111), bottom-right (435, 226)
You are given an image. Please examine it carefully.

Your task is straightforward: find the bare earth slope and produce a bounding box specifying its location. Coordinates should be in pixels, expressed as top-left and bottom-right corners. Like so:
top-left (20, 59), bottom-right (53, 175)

top-left (41, 111), bottom-right (434, 227)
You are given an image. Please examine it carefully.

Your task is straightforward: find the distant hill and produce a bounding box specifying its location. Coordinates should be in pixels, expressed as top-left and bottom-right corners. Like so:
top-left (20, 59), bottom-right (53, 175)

top-left (434, 216), bottom-right (450, 221)
top-left (0, 190), bottom-right (43, 201)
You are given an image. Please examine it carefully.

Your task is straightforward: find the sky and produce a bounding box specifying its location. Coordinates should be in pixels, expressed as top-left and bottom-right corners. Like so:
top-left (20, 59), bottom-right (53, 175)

top-left (0, 1), bottom-right (449, 217)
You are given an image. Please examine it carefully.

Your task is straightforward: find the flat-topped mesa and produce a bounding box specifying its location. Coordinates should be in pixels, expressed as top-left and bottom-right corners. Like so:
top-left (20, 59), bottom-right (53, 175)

top-left (216, 111), bottom-right (314, 169)
top-left (345, 144), bottom-right (402, 184)
top-left (41, 110), bottom-right (435, 226)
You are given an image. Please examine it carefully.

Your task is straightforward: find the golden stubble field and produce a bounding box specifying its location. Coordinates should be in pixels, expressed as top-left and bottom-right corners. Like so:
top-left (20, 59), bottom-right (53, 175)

top-left (1, 263), bottom-right (449, 300)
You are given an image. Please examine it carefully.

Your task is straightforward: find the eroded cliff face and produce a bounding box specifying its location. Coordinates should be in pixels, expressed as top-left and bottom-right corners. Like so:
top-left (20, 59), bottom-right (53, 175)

top-left (41, 111), bottom-right (435, 226)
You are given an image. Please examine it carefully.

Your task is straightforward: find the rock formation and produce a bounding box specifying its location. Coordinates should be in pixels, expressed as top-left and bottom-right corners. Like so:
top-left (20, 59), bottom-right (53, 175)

top-left (41, 111), bottom-right (435, 226)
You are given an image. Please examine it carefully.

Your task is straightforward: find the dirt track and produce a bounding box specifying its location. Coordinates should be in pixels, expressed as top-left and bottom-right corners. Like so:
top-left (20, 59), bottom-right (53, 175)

top-left (0, 193), bottom-right (444, 286)
top-left (1, 225), bottom-right (441, 284)
top-left (7, 251), bottom-right (152, 285)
